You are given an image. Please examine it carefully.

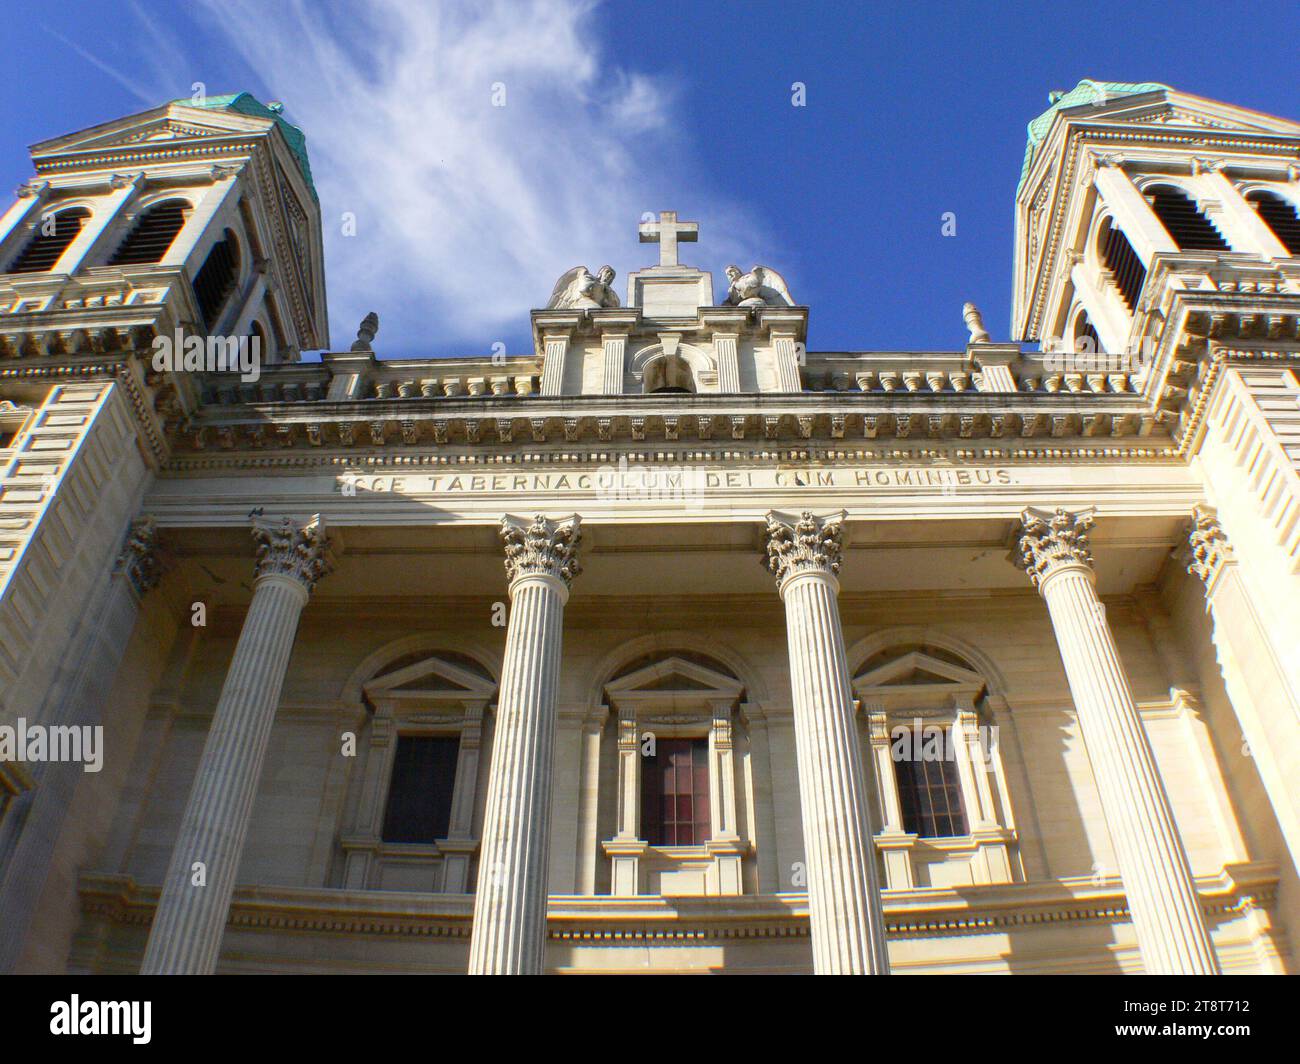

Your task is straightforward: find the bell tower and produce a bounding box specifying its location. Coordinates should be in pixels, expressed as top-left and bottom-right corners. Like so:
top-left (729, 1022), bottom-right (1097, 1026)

top-left (0, 91), bottom-right (328, 368)
top-left (1011, 79), bottom-right (1300, 357)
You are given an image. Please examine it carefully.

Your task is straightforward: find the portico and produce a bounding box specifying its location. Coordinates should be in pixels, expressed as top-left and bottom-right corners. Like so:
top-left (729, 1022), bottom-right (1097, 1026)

top-left (1, 81), bottom-right (1297, 977)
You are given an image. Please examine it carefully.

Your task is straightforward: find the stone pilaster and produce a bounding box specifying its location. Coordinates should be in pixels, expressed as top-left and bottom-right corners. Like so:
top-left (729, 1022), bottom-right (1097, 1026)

top-left (140, 515), bottom-right (332, 975)
top-left (1018, 506), bottom-right (1219, 974)
top-left (1185, 505), bottom-right (1300, 881)
top-left (764, 510), bottom-right (890, 974)
top-left (468, 514), bottom-right (581, 975)
top-left (0, 516), bottom-right (163, 972)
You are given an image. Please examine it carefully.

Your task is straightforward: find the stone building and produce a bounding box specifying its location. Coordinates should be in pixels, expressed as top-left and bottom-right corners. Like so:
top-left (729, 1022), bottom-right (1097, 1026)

top-left (0, 81), bottom-right (1297, 974)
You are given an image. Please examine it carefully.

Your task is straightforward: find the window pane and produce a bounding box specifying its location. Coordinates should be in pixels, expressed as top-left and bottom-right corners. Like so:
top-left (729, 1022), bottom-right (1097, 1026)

top-left (381, 736), bottom-right (460, 843)
top-left (895, 727), bottom-right (968, 838)
top-left (641, 737), bottom-right (711, 846)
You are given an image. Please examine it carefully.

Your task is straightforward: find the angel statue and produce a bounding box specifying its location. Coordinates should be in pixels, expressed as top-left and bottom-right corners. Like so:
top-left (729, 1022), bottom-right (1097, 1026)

top-left (722, 264), bottom-right (795, 307)
top-left (546, 265), bottom-right (621, 310)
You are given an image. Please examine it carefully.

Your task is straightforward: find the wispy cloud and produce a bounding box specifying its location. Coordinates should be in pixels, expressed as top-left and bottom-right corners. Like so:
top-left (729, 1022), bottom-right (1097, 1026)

top-left (187, 0), bottom-right (758, 355)
top-left (42, 24), bottom-right (158, 107)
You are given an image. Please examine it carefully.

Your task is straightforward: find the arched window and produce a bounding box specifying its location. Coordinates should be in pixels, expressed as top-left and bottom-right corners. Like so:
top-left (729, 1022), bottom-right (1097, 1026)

top-left (1246, 189), bottom-right (1300, 255)
top-left (192, 228), bottom-right (240, 330)
top-left (6, 207), bottom-right (91, 274)
top-left (854, 642), bottom-right (1020, 888)
top-left (247, 320), bottom-right (269, 361)
top-left (1071, 309), bottom-right (1102, 354)
top-left (108, 199), bottom-right (190, 265)
top-left (1099, 216), bottom-right (1147, 311)
top-left (1145, 185), bottom-right (1229, 251)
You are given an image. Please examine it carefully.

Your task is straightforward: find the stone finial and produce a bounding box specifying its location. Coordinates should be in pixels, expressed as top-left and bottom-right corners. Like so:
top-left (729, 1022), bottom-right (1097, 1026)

top-left (1186, 505), bottom-right (1234, 586)
top-left (963, 302), bottom-right (991, 344)
top-left (115, 515), bottom-right (164, 597)
top-left (1017, 507), bottom-right (1095, 588)
top-left (252, 515), bottom-right (334, 591)
top-left (350, 312), bottom-right (379, 351)
top-left (501, 514), bottom-right (582, 587)
top-left (763, 510), bottom-right (846, 588)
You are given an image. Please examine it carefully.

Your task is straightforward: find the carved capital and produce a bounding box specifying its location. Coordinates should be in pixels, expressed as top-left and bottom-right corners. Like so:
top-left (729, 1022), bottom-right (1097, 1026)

top-left (763, 510), bottom-right (846, 589)
top-left (500, 513), bottom-right (582, 588)
top-left (1017, 506), bottom-right (1095, 589)
top-left (1186, 505), bottom-right (1234, 586)
top-left (252, 514), bottom-right (333, 592)
top-left (115, 516), bottom-right (164, 597)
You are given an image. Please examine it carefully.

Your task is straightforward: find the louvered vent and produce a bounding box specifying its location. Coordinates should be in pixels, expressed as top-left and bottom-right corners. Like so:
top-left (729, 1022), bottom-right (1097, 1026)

top-left (1102, 222), bottom-right (1147, 311)
top-left (108, 200), bottom-right (189, 265)
top-left (192, 231), bottom-right (239, 329)
top-left (1247, 191), bottom-right (1300, 255)
top-left (1146, 186), bottom-right (1229, 251)
top-left (6, 208), bottom-right (91, 273)
top-left (1073, 312), bottom-right (1102, 354)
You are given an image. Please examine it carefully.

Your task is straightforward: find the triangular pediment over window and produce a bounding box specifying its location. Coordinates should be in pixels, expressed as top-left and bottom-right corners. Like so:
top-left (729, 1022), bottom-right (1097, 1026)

top-left (605, 655), bottom-right (744, 704)
top-left (856, 650), bottom-right (984, 690)
top-left (853, 648), bottom-right (987, 711)
top-left (363, 654), bottom-right (496, 704)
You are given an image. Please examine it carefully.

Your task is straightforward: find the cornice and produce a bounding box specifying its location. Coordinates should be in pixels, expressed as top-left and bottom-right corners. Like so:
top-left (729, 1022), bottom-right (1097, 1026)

top-left (0, 356), bottom-right (168, 465)
top-left (77, 863), bottom-right (1278, 944)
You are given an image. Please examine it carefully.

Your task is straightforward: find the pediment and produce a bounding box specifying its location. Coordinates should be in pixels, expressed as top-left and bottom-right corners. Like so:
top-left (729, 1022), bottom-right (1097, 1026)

top-left (363, 655), bottom-right (496, 702)
top-left (31, 103), bottom-right (272, 159)
top-left (605, 655), bottom-right (744, 701)
top-left (854, 650), bottom-right (985, 691)
top-left (1071, 92), bottom-right (1300, 138)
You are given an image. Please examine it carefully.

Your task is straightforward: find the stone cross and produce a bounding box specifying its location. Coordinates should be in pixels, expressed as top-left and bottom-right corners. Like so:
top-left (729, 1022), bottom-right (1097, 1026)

top-left (639, 210), bottom-right (698, 267)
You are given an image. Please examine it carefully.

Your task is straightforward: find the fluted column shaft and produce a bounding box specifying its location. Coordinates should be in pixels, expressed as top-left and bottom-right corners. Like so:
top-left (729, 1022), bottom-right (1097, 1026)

top-left (765, 511), bottom-right (889, 974)
top-left (1021, 508), bottom-right (1218, 975)
top-left (141, 517), bottom-right (330, 975)
top-left (468, 514), bottom-right (580, 975)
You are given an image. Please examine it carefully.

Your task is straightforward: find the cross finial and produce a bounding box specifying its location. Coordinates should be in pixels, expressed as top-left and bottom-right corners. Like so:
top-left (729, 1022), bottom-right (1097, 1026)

top-left (638, 210), bottom-right (699, 268)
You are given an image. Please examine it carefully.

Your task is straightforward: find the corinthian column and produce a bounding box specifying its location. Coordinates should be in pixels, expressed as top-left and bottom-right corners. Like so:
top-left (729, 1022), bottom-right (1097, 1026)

top-left (141, 515), bottom-right (332, 975)
top-left (1186, 506), bottom-right (1300, 879)
top-left (764, 511), bottom-right (889, 975)
top-left (1018, 507), bottom-right (1219, 974)
top-left (468, 514), bottom-right (581, 975)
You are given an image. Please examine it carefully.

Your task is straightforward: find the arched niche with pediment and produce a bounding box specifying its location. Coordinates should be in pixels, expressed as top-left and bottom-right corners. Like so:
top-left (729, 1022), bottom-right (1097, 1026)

top-left (628, 339), bottom-right (718, 394)
top-left (337, 650), bottom-right (497, 895)
top-left (852, 640), bottom-right (1023, 891)
top-left (591, 650), bottom-right (763, 898)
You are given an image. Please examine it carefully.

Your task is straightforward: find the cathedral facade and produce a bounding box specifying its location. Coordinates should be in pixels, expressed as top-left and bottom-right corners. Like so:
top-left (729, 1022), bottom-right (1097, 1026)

top-left (0, 81), bottom-right (1297, 975)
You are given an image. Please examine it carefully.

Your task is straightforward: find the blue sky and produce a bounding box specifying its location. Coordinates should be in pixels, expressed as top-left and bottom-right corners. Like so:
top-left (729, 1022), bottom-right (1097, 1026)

top-left (3, 0), bottom-right (1297, 358)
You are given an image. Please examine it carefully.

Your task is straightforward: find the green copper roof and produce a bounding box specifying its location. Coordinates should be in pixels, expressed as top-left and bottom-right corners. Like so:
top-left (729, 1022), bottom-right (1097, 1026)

top-left (171, 92), bottom-right (317, 201)
top-left (1018, 80), bottom-right (1172, 193)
